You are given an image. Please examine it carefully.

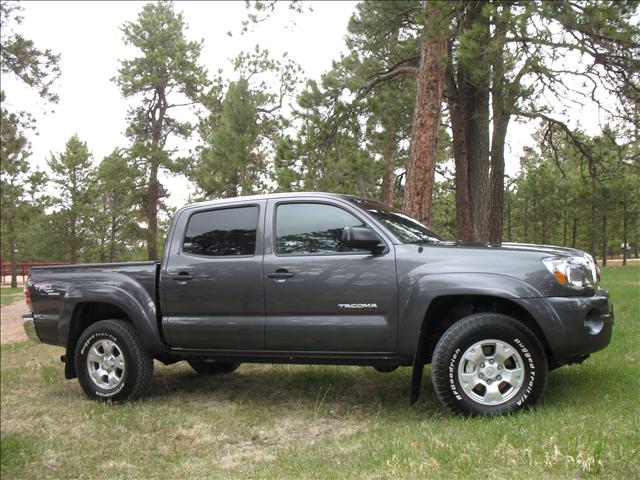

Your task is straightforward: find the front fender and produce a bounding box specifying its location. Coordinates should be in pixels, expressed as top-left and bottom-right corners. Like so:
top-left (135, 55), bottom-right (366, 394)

top-left (396, 272), bottom-right (564, 358)
top-left (59, 282), bottom-right (165, 355)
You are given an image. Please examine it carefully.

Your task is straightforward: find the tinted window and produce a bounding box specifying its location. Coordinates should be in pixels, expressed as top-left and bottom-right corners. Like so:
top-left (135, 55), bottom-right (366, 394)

top-left (183, 206), bottom-right (259, 256)
top-left (342, 196), bottom-right (443, 243)
top-left (276, 203), bottom-right (366, 255)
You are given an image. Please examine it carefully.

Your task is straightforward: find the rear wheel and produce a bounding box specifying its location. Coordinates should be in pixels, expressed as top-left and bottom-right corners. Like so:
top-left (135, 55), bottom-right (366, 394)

top-left (187, 359), bottom-right (241, 375)
top-left (431, 313), bottom-right (548, 416)
top-left (75, 319), bottom-right (153, 402)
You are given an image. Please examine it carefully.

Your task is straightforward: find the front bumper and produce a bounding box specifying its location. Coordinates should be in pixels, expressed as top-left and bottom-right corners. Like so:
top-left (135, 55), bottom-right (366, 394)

top-left (515, 288), bottom-right (613, 366)
top-left (22, 314), bottom-right (41, 343)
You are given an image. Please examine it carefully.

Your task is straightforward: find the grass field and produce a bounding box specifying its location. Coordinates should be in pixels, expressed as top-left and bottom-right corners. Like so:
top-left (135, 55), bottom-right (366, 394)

top-left (0, 287), bottom-right (23, 306)
top-left (1, 267), bottom-right (638, 479)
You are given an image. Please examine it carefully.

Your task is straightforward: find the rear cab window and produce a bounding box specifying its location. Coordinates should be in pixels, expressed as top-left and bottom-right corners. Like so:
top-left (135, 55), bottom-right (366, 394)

top-left (183, 205), bottom-right (259, 256)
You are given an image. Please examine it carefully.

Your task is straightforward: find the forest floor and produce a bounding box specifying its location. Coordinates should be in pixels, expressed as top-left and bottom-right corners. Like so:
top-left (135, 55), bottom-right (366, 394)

top-left (1, 267), bottom-right (638, 479)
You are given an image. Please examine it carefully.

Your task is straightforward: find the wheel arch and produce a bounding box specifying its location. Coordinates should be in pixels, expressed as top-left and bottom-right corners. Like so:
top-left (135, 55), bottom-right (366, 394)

top-left (61, 285), bottom-right (166, 379)
top-left (417, 294), bottom-right (556, 368)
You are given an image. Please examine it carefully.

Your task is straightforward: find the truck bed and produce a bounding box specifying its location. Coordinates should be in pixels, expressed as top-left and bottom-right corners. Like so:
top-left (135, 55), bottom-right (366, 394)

top-left (28, 261), bottom-right (160, 346)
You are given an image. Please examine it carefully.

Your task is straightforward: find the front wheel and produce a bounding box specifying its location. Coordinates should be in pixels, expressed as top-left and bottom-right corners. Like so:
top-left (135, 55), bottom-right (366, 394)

top-left (431, 313), bottom-right (548, 416)
top-left (75, 319), bottom-right (154, 402)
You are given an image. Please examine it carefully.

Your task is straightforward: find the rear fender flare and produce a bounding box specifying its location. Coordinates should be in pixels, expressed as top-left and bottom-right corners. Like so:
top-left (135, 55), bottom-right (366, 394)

top-left (59, 283), bottom-right (165, 355)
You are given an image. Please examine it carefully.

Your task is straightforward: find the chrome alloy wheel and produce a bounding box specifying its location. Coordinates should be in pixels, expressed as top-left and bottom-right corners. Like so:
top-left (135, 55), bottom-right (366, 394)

top-left (86, 339), bottom-right (126, 390)
top-left (457, 339), bottom-right (525, 406)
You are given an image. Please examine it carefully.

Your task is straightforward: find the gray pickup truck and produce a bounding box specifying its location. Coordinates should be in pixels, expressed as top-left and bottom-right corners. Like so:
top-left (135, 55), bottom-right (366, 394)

top-left (23, 192), bottom-right (613, 415)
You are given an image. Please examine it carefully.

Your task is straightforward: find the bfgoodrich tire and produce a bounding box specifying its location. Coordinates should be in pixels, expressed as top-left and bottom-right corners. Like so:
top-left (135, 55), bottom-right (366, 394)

top-left (431, 313), bottom-right (548, 416)
top-left (75, 319), bottom-right (153, 402)
top-left (187, 359), bottom-right (241, 375)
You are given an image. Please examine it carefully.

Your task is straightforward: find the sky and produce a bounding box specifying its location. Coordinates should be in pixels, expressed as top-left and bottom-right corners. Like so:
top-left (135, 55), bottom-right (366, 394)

top-left (3, 1), bottom-right (606, 208)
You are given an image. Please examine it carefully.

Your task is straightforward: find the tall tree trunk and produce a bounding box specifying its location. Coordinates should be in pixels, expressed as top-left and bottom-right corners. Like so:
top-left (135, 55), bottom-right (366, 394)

top-left (488, 110), bottom-right (509, 243)
top-left (70, 213), bottom-right (78, 264)
top-left (403, 6), bottom-right (446, 226)
top-left (146, 165), bottom-right (159, 261)
top-left (602, 215), bottom-right (608, 266)
top-left (446, 65), bottom-right (472, 241)
top-left (9, 222), bottom-right (18, 288)
top-left (589, 177), bottom-right (596, 257)
top-left (562, 205), bottom-right (568, 246)
top-left (488, 11), bottom-right (510, 245)
top-left (380, 121), bottom-right (396, 205)
top-left (109, 214), bottom-right (118, 263)
top-left (571, 217), bottom-right (577, 248)
top-left (146, 91), bottom-right (167, 261)
top-left (523, 199), bottom-right (529, 240)
top-left (459, 65), bottom-right (490, 240)
top-left (622, 199), bottom-right (628, 266)
top-left (446, 3), bottom-right (491, 242)
top-left (506, 189), bottom-right (512, 242)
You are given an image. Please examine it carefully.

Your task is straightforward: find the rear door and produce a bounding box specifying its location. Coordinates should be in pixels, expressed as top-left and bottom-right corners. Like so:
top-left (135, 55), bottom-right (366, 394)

top-left (161, 201), bottom-right (266, 350)
top-left (263, 198), bottom-right (398, 352)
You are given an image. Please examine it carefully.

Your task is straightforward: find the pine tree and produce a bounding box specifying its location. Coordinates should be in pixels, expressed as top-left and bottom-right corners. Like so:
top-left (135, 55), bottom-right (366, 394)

top-left (116, 1), bottom-right (208, 260)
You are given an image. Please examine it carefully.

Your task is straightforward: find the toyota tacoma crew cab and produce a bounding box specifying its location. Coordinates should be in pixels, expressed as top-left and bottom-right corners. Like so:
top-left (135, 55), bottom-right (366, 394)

top-left (23, 193), bottom-right (613, 415)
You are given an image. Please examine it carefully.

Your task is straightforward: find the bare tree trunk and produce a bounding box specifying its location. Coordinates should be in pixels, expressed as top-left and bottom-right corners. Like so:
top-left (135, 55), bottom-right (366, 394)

top-left (562, 212), bottom-right (567, 246)
top-left (445, 3), bottom-right (491, 242)
top-left (380, 121), bottom-right (396, 205)
top-left (459, 65), bottom-right (490, 241)
top-left (523, 199), bottom-right (529, 240)
top-left (571, 217), bottom-right (577, 248)
top-left (146, 90), bottom-right (167, 261)
top-left (622, 199), bottom-right (628, 266)
top-left (488, 111), bottom-right (509, 243)
top-left (602, 215), bottom-right (608, 266)
top-left (70, 213), bottom-right (78, 264)
top-left (146, 165), bottom-right (160, 261)
top-left (109, 214), bottom-right (117, 263)
top-left (589, 178), bottom-right (596, 257)
top-left (10, 231), bottom-right (18, 289)
top-left (403, 10), bottom-right (446, 226)
top-left (506, 189), bottom-right (512, 242)
top-left (487, 13), bottom-right (510, 245)
top-left (446, 66), bottom-right (472, 241)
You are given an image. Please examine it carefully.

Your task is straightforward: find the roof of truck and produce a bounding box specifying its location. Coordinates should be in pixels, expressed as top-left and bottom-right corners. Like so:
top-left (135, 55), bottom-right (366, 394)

top-left (181, 192), bottom-right (355, 210)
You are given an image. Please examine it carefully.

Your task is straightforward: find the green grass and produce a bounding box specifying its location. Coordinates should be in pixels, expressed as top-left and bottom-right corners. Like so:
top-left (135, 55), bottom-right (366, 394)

top-left (1, 267), bottom-right (639, 479)
top-left (0, 287), bottom-right (23, 306)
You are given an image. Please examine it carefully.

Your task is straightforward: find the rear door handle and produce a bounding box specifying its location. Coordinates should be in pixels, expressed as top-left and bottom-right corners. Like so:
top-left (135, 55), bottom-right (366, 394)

top-left (171, 272), bottom-right (193, 282)
top-left (267, 269), bottom-right (294, 282)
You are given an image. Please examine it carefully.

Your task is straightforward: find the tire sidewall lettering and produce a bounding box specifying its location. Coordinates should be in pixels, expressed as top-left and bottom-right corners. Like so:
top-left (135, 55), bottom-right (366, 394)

top-left (449, 335), bottom-right (537, 407)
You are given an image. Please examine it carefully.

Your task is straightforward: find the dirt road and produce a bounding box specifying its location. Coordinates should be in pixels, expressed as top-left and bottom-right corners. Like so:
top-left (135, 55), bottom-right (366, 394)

top-left (1, 300), bottom-right (28, 344)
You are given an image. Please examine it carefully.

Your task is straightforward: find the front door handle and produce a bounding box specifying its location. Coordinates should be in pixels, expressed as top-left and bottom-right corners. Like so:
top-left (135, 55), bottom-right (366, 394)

top-left (267, 269), bottom-right (294, 282)
top-left (171, 272), bottom-right (193, 282)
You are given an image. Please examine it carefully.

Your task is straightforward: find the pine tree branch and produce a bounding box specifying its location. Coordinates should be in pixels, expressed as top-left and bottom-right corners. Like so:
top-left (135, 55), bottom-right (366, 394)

top-left (359, 66), bottom-right (418, 97)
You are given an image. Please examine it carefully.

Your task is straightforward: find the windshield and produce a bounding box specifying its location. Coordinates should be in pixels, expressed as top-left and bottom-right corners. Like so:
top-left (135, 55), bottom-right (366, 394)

top-left (342, 196), bottom-right (444, 244)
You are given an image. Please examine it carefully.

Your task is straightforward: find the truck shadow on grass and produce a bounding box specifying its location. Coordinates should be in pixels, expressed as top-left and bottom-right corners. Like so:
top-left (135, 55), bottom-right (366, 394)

top-left (141, 361), bottom-right (617, 417)
top-left (148, 363), bottom-right (441, 416)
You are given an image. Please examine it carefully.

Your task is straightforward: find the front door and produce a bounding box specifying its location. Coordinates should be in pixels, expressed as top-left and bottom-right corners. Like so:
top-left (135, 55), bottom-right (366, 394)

top-left (263, 199), bottom-right (398, 352)
top-left (161, 201), bottom-right (266, 350)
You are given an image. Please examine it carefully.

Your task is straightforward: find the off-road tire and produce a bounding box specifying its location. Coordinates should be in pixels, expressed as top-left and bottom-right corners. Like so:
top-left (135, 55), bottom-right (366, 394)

top-left (431, 313), bottom-right (548, 416)
top-left (75, 319), bottom-right (153, 402)
top-left (187, 359), bottom-right (241, 375)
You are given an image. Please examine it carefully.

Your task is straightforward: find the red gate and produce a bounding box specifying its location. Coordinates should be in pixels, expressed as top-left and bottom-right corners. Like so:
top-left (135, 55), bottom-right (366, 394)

top-left (0, 262), bottom-right (68, 285)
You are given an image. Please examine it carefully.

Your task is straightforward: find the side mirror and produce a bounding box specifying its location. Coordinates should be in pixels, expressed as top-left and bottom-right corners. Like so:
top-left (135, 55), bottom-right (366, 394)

top-left (341, 226), bottom-right (383, 252)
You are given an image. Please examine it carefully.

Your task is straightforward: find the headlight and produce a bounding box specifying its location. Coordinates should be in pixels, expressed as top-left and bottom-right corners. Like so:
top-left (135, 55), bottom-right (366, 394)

top-left (543, 256), bottom-right (596, 290)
